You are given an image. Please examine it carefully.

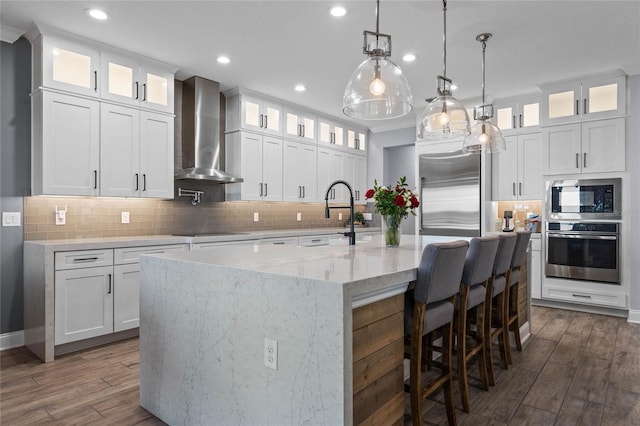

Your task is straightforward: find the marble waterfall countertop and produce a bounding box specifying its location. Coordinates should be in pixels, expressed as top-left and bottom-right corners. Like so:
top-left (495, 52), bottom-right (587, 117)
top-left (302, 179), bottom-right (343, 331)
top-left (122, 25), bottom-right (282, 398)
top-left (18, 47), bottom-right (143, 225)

top-left (138, 234), bottom-right (467, 425)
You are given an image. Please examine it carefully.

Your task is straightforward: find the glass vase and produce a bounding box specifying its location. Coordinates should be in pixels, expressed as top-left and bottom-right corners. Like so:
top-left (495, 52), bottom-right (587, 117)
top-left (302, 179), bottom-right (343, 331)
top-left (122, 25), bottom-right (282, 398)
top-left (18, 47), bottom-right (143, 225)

top-left (383, 214), bottom-right (402, 247)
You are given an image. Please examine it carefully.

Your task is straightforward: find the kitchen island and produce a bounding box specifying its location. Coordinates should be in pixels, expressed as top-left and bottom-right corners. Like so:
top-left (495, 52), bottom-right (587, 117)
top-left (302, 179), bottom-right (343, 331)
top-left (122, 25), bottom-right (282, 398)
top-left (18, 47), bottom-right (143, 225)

top-left (138, 234), bottom-right (529, 425)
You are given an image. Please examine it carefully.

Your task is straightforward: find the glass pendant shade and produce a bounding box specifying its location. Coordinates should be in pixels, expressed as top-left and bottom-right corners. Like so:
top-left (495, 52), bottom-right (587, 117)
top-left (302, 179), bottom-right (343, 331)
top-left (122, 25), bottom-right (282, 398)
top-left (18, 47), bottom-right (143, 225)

top-left (463, 119), bottom-right (506, 153)
top-left (418, 93), bottom-right (470, 139)
top-left (343, 55), bottom-right (413, 120)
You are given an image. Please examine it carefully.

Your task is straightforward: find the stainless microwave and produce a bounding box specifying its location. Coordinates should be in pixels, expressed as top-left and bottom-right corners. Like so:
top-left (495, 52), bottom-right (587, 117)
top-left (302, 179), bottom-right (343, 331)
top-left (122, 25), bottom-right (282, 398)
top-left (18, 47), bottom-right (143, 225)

top-left (546, 178), bottom-right (621, 220)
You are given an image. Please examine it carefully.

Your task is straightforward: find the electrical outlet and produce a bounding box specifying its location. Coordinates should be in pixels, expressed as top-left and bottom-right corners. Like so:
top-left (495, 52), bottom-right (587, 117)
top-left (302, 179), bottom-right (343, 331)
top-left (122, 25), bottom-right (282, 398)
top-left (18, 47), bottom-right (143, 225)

top-left (253, 212), bottom-right (259, 222)
top-left (338, 212), bottom-right (343, 220)
top-left (121, 211), bottom-right (130, 224)
top-left (264, 338), bottom-right (278, 370)
top-left (2, 212), bottom-right (21, 227)
top-left (55, 210), bottom-right (66, 226)
top-left (363, 213), bottom-right (373, 221)
top-left (296, 212), bottom-right (302, 221)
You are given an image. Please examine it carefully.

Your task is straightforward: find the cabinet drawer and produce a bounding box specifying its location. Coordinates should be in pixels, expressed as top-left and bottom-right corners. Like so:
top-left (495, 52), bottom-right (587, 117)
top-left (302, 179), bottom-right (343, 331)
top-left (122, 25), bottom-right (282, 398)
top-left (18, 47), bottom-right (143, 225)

top-left (193, 240), bottom-right (259, 250)
top-left (260, 237), bottom-right (298, 246)
top-left (299, 235), bottom-right (330, 247)
top-left (55, 249), bottom-right (113, 270)
top-left (543, 284), bottom-right (626, 308)
top-left (114, 244), bottom-right (189, 265)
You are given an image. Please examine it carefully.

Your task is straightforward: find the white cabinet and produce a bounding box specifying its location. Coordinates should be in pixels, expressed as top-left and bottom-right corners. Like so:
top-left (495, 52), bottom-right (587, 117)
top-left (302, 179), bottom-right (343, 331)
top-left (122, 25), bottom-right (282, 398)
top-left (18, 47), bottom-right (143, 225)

top-left (318, 118), bottom-right (345, 147)
top-left (260, 237), bottom-right (298, 246)
top-left (492, 133), bottom-right (542, 200)
top-left (540, 74), bottom-right (626, 126)
top-left (225, 92), bottom-right (283, 136)
top-left (113, 264), bottom-right (140, 332)
top-left (318, 147), bottom-right (345, 202)
top-left (33, 33), bottom-right (101, 97)
top-left (100, 52), bottom-right (174, 113)
top-left (283, 140), bottom-right (317, 202)
top-left (285, 107), bottom-right (316, 142)
top-left (100, 105), bottom-right (174, 198)
top-left (54, 249), bottom-right (114, 345)
top-left (343, 153), bottom-right (368, 204)
top-left (193, 240), bottom-right (259, 250)
top-left (347, 129), bottom-right (367, 152)
top-left (542, 118), bottom-right (625, 175)
top-left (226, 131), bottom-right (283, 201)
top-left (530, 238), bottom-right (541, 299)
top-left (495, 95), bottom-right (540, 134)
top-left (32, 91), bottom-right (100, 196)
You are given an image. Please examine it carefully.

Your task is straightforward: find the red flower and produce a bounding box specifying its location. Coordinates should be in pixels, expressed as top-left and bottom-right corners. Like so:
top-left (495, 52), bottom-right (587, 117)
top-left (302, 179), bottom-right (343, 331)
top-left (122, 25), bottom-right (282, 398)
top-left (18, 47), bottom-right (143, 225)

top-left (393, 195), bottom-right (405, 207)
top-left (410, 195), bottom-right (420, 208)
top-left (365, 189), bottom-right (375, 199)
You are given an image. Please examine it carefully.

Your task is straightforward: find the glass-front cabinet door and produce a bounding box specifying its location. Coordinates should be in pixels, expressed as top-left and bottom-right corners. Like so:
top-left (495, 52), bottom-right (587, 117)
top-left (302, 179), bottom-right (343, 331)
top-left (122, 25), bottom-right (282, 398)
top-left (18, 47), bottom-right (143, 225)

top-left (541, 83), bottom-right (581, 126)
top-left (101, 53), bottom-right (139, 105)
top-left (41, 36), bottom-right (100, 97)
top-left (495, 97), bottom-right (540, 134)
top-left (284, 108), bottom-right (315, 142)
top-left (582, 76), bottom-right (625, 120)
top-left (140, 65), bottom-right (173, 114)
top-left (242, 96), bottom-right (282, 135)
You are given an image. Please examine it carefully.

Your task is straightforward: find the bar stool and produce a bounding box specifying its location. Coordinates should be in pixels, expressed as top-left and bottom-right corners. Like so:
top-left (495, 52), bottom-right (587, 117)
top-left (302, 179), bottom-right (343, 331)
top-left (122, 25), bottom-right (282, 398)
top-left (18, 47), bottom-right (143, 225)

top-left (405, 240), bottom-right (469, 426)
top-left (484, 233), bottom-right (517, 386)
top-left (505, 231), bottom-right (532, 364)
top-left (456, 236), bottom-right (499, 412)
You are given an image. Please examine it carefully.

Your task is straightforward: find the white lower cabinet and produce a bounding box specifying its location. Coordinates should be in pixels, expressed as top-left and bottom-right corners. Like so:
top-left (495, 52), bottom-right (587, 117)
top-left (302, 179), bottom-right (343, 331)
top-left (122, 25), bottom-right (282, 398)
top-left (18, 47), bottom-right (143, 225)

top-left (54, 244), bottom-right (188, 346)
top-left (530, 238), bottom-right (541, 299)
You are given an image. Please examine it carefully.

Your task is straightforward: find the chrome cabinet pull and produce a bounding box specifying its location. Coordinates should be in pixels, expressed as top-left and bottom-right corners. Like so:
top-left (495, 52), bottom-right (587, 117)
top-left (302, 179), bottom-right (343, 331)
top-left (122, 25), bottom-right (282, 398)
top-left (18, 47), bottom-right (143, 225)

top-left (575, 99), bottom-right (579, 115)
top-left (583, 98), bottom-right (587, 114)
top-left (259, 114), bottom-right (263, 128)
top-left (142, 83), bottom-right (147, 101)
top-left (519, 114), bottom-right (523, 128)
top-left (143, 174), bottom-right (147, 191)
top-left (264, 183), bottom-right (268, 197)
top-left (273, 241), bottom-right (285, 245)
top-left (94, 170), bottom-right (98, 189)
top-left (135, 82), bottom-right (139, 100)
top-left (259, 183), bottom-right (263, 196)
top-left (311, 239), bottom-right (321, 243)
top-left (512, 182), bottom-right (516, 196)
top-left (572, 294), bottom-right (591, 299)
top-left (302, 125), bottom-right (305, 137)
top-left (298, 186), bottom-right (301, 198)
top-left (512, 116), bottom-right (516, 129)
top-left (519, 182), bottom-right (522, 196)
top-left (576, 153), bottom-right (580, 169)
top-left (135, 173), bottom-right (139, 191)
top-left (264, 115), bottom-right (268, 129)
top-left (584, 152), bottom-right (587, 168)
top-left (107, 274), bottom-right (112, 294)
top-left (302, 186), bottom-right (305, 198)
top-left (94, 71), bottom-right (98, 92)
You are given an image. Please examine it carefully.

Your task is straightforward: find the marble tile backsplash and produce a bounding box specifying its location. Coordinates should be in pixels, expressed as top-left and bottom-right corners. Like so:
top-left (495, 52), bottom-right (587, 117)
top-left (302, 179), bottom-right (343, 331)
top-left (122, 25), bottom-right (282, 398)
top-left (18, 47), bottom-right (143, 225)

top-left (23, 197), bottom-right (367, 241)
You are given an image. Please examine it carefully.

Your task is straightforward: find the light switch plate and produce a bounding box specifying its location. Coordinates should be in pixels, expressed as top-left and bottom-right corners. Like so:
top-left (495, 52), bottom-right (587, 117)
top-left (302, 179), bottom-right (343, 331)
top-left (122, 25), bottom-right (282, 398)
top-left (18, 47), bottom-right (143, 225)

top-left (2, 212), bottom-right (21, 227)
top-left (363, 213), bottom-right (373, 221)
top-left (253, 212), bottom-right (259, 222)
top-left (121, 211), bottom-right (130, 224)
top-left (296, 212), bottom-right (302, 221)
top-left (55, 211), bottom-right (66, 226)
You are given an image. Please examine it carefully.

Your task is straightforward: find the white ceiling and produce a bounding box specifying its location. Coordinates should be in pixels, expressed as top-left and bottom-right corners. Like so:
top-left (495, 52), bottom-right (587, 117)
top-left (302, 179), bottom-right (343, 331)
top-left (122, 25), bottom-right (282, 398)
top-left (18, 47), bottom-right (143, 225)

top-left (2, 1), bottom-right (639, 132)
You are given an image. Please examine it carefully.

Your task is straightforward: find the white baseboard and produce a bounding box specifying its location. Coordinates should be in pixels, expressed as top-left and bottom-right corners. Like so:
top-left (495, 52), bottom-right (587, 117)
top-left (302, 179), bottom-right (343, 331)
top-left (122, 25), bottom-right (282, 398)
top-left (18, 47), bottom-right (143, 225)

top-left (0, 330), bottom-right (24, 351)
top-left (519, 321), bottom-right (531, 345)
top-left (628, 309), bottom-right (640, 324)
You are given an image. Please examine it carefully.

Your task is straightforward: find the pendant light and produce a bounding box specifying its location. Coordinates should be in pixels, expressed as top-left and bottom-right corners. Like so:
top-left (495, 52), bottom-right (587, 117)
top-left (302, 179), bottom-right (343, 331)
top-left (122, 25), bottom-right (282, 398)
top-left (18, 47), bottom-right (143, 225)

top-left (417, 0), bottom-right (470, 139)
top-left (462, 33), bottom-right (506, 154)
top-left (343, 0), bottom-right (413, 120)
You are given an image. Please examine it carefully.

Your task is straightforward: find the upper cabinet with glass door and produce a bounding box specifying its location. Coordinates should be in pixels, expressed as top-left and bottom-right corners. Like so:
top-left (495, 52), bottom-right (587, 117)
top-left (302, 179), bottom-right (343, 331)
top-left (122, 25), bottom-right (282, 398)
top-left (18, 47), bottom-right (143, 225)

top-left (540, 72), bottom-right (626, 126)
top-left (284, 107), bottom-right (316, 143)
top-left (318, 118), bottom-right (345, 148)
top-left (347, 128), bottom-right (367, 152)
top-left (31, 32), bottom-right (101, 98)
top-left (100, 52), bottom-right (174, 113)
top-left (224, 90), bottom-right (283, 136)
top-left (494, 94), bottom-right (540, 135)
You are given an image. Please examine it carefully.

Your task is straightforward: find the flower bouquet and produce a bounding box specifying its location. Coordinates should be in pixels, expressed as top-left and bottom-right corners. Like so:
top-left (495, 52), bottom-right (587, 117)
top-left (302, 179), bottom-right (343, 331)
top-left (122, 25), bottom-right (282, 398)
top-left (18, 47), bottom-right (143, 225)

top-left (365, 176), bottom-right (419, 247)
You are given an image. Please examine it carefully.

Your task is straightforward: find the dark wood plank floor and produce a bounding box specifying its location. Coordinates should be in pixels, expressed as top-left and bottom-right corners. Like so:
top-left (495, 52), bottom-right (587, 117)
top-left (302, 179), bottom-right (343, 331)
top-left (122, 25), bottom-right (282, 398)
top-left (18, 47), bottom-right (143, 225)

top-left (1, 306), bottom-right (639, 425)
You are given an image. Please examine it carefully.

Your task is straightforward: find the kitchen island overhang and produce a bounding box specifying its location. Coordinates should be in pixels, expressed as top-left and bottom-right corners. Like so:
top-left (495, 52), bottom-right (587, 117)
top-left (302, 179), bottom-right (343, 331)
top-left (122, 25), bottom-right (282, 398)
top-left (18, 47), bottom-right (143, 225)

top-left (138, 235), bottom-right (526, 425)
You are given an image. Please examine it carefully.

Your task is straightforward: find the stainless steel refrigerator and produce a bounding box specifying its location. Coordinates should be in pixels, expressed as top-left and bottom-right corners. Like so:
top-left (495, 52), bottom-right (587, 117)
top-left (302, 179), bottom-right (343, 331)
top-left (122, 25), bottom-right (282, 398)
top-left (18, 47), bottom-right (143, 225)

top-left (419, 149), bottom-right (481, 237)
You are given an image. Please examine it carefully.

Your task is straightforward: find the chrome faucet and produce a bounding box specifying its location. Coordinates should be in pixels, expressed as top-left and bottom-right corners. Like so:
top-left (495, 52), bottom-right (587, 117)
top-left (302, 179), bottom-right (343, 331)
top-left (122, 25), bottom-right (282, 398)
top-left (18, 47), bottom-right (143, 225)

top-left (325, 180), bottom-right (356, 246)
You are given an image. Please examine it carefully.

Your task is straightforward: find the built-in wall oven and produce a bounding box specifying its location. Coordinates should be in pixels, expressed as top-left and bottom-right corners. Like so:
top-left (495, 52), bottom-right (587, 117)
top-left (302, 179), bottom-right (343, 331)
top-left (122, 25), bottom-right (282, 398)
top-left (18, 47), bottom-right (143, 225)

top-left (546, 222), bottom-right (620, 284)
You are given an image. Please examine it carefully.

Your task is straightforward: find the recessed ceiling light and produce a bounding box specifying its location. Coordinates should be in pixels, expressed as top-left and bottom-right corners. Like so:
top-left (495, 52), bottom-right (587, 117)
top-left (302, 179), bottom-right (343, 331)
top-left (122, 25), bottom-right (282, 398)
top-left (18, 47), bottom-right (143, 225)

top-left (329, 6), bottom-right (347, 17)
top-left (402, 53), bottom-right (417, 62)
top-left (86, 9), bottom-right (108, 20)
top-left (294, 84), bottom-right (307, 92)
top-left (217, 56), bottom-right (230, 64)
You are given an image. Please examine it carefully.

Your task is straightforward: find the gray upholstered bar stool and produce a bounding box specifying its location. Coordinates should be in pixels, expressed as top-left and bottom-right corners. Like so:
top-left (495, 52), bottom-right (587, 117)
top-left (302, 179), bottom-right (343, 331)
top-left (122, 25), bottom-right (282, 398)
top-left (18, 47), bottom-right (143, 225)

top-left (405, 240), bottom-right (469, 426)
top-left (505, 231), bottom-right (532, 364)
top-left (455, 236), bottom-right (499, 413)
top-left (484, 233), bottom-right (517, 386)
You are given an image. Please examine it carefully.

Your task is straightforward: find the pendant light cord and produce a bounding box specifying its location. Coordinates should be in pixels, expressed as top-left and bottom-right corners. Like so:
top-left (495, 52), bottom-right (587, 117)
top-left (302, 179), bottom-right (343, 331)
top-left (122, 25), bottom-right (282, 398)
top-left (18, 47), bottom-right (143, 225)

top-left (442, 0), bottom-right (447, 78)
top-left (481, 37), bottom-right (486, 109)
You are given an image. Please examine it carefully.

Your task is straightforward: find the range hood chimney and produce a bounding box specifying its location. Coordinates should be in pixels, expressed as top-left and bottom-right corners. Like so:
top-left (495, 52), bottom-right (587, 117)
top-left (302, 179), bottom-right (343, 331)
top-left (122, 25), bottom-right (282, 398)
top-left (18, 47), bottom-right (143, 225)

top-left (175, 76), bottom-right (242, 183)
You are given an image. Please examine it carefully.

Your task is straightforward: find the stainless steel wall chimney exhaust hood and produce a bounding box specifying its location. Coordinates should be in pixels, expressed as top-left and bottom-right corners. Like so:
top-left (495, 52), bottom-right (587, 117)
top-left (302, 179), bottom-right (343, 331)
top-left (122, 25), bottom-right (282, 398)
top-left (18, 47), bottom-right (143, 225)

top-left (175, 76), bottom-right (242, 183)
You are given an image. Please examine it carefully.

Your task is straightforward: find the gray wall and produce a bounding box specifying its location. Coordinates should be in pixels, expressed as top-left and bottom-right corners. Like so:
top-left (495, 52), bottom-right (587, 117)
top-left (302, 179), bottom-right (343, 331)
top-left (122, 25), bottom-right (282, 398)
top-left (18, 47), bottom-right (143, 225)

top-left (628, 74), bottom-right (640, 312)
top-left (0, 38), bottom-right (31, 333)
top-left (384, 145), bottom-right (416, 234)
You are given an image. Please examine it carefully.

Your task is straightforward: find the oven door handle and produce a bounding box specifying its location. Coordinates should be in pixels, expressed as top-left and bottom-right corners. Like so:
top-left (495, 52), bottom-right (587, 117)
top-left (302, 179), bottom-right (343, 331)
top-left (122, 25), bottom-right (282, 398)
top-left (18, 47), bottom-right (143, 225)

top-left (547, 233), bottom-right (617, 240)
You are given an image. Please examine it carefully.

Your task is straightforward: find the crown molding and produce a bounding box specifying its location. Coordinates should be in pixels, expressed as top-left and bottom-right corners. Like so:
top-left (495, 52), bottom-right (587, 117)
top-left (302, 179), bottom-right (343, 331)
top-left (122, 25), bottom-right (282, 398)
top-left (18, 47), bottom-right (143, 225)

top-left (1, 25), bottom-right (25, 43)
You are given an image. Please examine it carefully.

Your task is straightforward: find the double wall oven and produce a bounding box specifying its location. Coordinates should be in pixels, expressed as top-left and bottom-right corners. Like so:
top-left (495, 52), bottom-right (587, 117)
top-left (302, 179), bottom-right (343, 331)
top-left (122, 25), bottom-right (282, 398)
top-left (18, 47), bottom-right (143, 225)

top-left (545, 178), bottom-right (621, 284)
